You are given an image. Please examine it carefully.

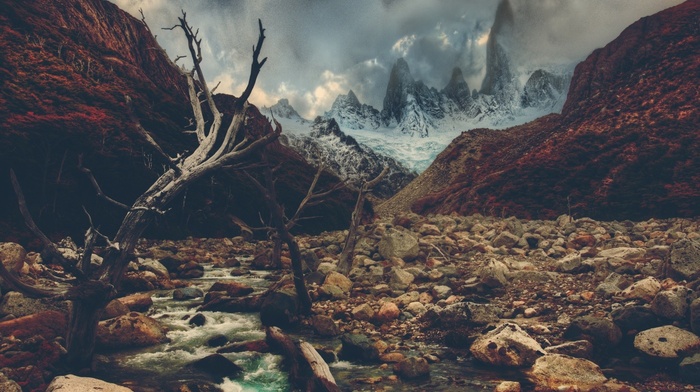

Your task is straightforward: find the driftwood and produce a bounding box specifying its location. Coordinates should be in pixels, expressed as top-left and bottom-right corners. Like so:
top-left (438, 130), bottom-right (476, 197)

top-left (266, 326), bottom-right (340, 392)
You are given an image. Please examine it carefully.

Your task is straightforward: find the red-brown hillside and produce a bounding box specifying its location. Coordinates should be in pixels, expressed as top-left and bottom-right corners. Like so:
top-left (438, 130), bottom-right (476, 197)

top-left (404, 1), bottom-right (699, 220)
top-left (0, 0), bottom-right (354, 243)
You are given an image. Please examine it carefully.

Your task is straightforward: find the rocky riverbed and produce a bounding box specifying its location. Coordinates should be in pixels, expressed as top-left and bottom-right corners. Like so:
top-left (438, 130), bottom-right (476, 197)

top-left (1, 213), bottom-right (700, 391)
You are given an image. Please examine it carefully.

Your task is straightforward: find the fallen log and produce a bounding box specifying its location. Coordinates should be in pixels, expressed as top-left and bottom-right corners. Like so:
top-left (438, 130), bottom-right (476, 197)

top-left (266, 326), bottom-right (340, 392)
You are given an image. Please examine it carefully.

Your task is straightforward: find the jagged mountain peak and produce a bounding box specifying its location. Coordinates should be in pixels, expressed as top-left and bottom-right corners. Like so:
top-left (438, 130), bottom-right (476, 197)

top-left (263, 98), bottom-right (307, 122)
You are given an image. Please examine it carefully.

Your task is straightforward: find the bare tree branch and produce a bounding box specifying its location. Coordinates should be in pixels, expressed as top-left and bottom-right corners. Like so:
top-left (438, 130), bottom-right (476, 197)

top-left (0, 260), bottom-right (64, 298)
top-left (77, 156), bottom-right (130, 211)
top-left (10, 169), bottom-right (87, 282)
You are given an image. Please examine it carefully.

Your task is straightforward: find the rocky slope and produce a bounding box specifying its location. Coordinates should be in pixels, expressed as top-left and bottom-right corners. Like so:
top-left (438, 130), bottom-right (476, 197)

top-left (282, 118), bottom-right (417, 198)
top-left (383, 1), bottom-right (700, 221)
top-left (0, 0), bottom-right (356, 243)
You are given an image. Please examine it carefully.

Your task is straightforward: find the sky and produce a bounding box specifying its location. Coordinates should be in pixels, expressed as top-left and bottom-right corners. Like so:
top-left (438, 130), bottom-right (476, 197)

top-left (112, 0), bottom-right (684, 118)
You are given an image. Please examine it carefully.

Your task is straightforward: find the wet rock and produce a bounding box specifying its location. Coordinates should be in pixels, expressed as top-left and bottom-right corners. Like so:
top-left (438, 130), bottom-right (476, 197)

top-left (251, 251), bottom-right (276, 270)
top-left (121, 271), bottom-right (157, 293)
top-left (207, 334), bottom-right (229, 347)
top-left (177, 261), bottom-right (205, 279)
top-left (173, 287), bottom-right (204, 300)
top-left (563, 316), bottom-right (622, 348)
top-left (650, 286), bottom-right (692, 320)
top-left (0, 310), bottom-right (67, 339)
top-left (691, 298), bottom-right (700, 335)
top-left (101, 298), bottom-right (130, 320)
top-left (376, 302), bottom-right (400, 323)
top-left (393, 356), bottom-right (429, 379)
top-left (478, 259), bottom-right (509, 288)
top-left (379, 352), bottom-right (405, 363)
top-left (340, 333), bottom-right (379, 362)
top-left (311, 314), bottom-right (340, 337)
top-left (189, 313), bottom-right (207, 327)
top-left (494, 381), bottom-right (521, 392)
top-left (619, 277), bottom-right (661, 302)
top-left (545, 340), bottom-right (594, 359)
top-left (158, 254), bottom-right (186, 273)
top-left (118, 293), bottom-right (153, 312)
top-left (634, 325), bottom-right (700, 359)
top-left (679, 353), bottom-right (700, 384)
top-left (470, 322), bottom-right (546, 367)
top-left (389, 267), bottom-right (414, 291)
top-left (378, 228), bottom-right (419, 261)
top-left (351, 303), bottom-right (375, 321)
top-left (665, 239), bottom-right (700, 281)
top-left (526, 354), bottom-right (607, 392)
top-left (260, 288), bottom-right (299, 328)
top-left (217, 339), bottom-right (270, 354)
top-left (137, 258), bottom-right (170, 280)
top-left (611, 306), bottom-right (660, 333)
top-left (209, 281), bottom-right (254, 297)
top-left (0, 242), bottom-right (26, 273)
top-left (188, 353), bottom-right (244, 381)
top-left (46, 375), bottom-right (132, 392)
top-left (97, 312), bottom-right (170, 349)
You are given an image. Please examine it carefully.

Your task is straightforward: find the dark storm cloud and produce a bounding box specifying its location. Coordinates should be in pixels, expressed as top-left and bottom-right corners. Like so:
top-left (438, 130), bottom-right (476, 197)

top-left (113, 0), bottom-right (683, 117)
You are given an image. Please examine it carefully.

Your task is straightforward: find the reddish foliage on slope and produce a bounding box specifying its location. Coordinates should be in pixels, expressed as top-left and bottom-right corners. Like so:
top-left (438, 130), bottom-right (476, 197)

top-left (0, 0), bottom-right (353, 243)
top-left (413, 1), bottom-right (700, 220)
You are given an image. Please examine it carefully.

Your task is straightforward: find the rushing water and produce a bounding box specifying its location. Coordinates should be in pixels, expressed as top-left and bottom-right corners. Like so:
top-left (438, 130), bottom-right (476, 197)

top-left (94, 263), bottom-right (524, 391)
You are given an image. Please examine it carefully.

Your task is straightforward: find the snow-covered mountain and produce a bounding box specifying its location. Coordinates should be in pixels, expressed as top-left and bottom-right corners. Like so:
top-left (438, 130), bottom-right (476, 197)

top-left (279, 118), bottom-right (416, 198)
top-left (324, 90), bottom-right (381, 130)
top-left (265, 0), bottom-right (571, 175)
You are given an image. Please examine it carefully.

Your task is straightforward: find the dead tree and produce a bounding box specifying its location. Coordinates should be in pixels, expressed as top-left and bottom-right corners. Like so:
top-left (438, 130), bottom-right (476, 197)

top-left (1, 12), bottom-right (278, 371)
top-left (337, 167), bottom-right (389, 275)
top-left (244, 150), bottom-right (344, 314)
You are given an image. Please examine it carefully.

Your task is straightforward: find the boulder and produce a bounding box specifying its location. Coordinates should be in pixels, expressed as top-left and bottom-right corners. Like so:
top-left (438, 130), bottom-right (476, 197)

top-left (340, 333), bottom-right (379, 362)
top-left (611, 306), bottom-right (660, 333)
top-left (117, 293), bottom-right (153, 312)
top-left (187, 353), bottom-right (244, 382)
top-left (310, 314), bottom-right (340, 337)
top-left (376, 302), bottom-right (400, 323)
top-left (189, 313), bottom-right (207, 327)
top-left (393, 356), bottom-right (430, 379)
top-left (101, 299), bottom-right (130, 320)
top-left (209, 281), bottom-right (254, 297)
top-left (137, 258), bottom-right (170, 280)
top-left (526, 354), bottom-right (607, 392)
top-left (351, 303), bottom-right (375, 321)
top-left (596, 247), bottom-right (646, 260)
top-left (679, 353), bottom-right (700, 384)
top-left (0, 242), bottom-right (26, 273)
top-left (431, 285), bottom-right (452, 299)
top-left (173, 287), bottom-right (204, 300)
top-left (0, 372), bottom-right (21, 392)
top-left (177, 261), bottom-right (205, 279)
top-left (470, 323), bottom-right (545, 367)
top-left (493, 231), bottom-right (520, 248)
top-left (46, 375), bottom-right (132, 392)
top-left (633, 325), bottom-right (700, 359)
top-left (556, 253), bottom-right (591, 274)
top-left (389, 267), bottom-right (415, 291)
top-left (0, 310), bottom-right (67, 339)
top-left (494, 381), bottom-right (521, 392)
top-left (97, 312), bottom-right (170, 349)
top-left (691, 298), bottom-right (700, 335)
top-left (259, 287), bottom-right (299, 328)
top-left (545, 340), bottom-right (594, 359)
top-left (619, 277), bottom-right (661, 302)
top-left (650, 286), bottom-right (692, 320)
top-left (478, 259), bottom-right (509, 288)
top-left (665, 239), bottom-right (700, 281)
top-left (563, 316), bottom-right (622, 348)
top-left (323, 271), bottom-right (353, 293)
top-left (378, 229), bottom-right (419, 260)
top-left (405, 301), bottom-right (427, 316)
top-left (0, 291), bottom-right (68, 318)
